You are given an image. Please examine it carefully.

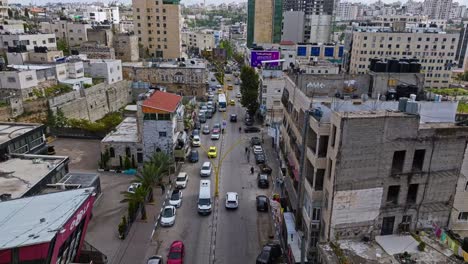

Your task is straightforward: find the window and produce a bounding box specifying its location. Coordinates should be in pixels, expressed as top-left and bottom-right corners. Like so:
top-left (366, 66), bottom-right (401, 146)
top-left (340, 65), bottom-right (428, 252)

top-left (315, 169), bottom-right (324, 190)
top-left (330, 125), bottom-right (336, 147)
top-left (125, 147), bottom-right (131, 157)
top-left (312, 208), bottom-right (321, 221)
top-left (7, 77), bottom-right (15, 82)
top-left (458, 212), bottom-right (468, 221)
top-left (318, 136), bottom-right (328, 158)
top-left (159, 131), bottom-right (167, 137)
top-left (406, 184), bottom-right (418, 204)
top-left (137, 152), bottom-right (143, 163)
top-left (25, 75), bottom-right (33, 81)
top-left (391, 150), bottom-right (405, 174)
top-left (412, 149), bottom-right (425, 171)
top-left (109, 147), bottom-right (115, 158)
top-left (387, 185), bottom-right (400, 204)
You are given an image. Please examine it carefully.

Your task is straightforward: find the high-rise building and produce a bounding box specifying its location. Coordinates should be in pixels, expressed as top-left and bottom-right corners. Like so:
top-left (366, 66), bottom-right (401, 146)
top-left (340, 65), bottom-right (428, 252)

top-left (423, 0), bottom-right (452, 19)
top-left (0, 0), bottom-right (8, 21)
top-left (455, 22), bottom-right (468, 70)
top-left (336, 2), bottom-right (359, 21)
top-left (247, 0), bottom-right (282, 47)
top-left (132, 0), bottom-right (181, 59)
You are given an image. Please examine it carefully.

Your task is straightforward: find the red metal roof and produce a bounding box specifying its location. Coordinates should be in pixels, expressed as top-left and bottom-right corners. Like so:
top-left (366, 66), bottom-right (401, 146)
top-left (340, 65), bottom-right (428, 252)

top-left (280, 40), bottom-right (296, 46)
top-left (143, 91), bottom-right (182, 113)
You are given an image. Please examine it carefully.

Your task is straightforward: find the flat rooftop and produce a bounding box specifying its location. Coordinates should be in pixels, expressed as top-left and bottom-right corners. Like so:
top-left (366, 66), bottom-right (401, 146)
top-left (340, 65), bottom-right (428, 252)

top-left (0, 155), bottom-right (68, 199)
top-left (122, 59), bottom-right (206, 69)
top-left (0, 122), bottom-right (43, 145)
top-left (101, 117), bottom-right (138, 143)
top-left (0, 187), bottom-right (94, 249)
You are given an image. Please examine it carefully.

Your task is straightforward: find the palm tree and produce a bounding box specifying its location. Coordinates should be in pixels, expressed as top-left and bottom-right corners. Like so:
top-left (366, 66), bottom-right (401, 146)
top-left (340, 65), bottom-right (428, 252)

top-left (135, 163), bottom-right (161, 202)
top-left (149, 152), bottom-right (174, 180)
top-left (121, 186), bottom-right (148, 220)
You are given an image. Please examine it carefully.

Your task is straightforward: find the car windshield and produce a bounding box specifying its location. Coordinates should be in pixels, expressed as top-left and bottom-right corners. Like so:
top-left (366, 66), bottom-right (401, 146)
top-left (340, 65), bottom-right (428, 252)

top-left (260, 174), bottom-right (268, 180)
top-left (176, 176), bottom-right (186, 182)
top-left (228, 200), bottom-right (236, 204)
top-left (202, 165), bottom-right (210, 170)
top-left (199, 198), bottom-right (211, 205)
top-left (168, 251), bottom-right (181, 259)
top-left (171, 192), bottom-right (180, 200)
top-left (162, 208), bottom-right (173, 217)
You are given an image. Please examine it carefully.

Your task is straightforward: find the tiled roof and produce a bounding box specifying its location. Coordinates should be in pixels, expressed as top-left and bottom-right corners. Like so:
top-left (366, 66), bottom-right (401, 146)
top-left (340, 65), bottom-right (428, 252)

top-left (142, 91), bottom-right (182, 113)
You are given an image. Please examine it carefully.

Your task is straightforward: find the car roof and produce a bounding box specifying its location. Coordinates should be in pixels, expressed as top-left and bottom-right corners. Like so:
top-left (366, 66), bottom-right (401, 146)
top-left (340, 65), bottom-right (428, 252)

top-left (177, 172), bottom-right (187, 177)
top-left (259, 174), bottom-right (268, 179)
top-left (226, 192), bottom-right (238, 199)
top-left (257, 195), bottom-right (268, 200)
top-left (191, 150), bottom-right (198, 154)
top-left (202, 161), bottom-right (211, 167)
top-left (193, 135), bottom-right (200, 139)
top-left (164, 205), bottom-right (175, 210)
top-left (209, 146), bottom-right (216, 150)
top-left (170, 240), bottom-right (184, 250)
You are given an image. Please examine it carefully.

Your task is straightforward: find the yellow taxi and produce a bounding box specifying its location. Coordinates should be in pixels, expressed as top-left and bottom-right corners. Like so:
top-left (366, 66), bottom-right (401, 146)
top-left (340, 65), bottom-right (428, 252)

top-left (229, 99), bottom-right (236, 106)
top-left (208, 146), bottom-right (217, 158)
top-left (217, 88), bottom-right (223, 94)
top-left (227, 85), bottom-right (233, 90)
top-left (226, 77), bottom-right (232, 82)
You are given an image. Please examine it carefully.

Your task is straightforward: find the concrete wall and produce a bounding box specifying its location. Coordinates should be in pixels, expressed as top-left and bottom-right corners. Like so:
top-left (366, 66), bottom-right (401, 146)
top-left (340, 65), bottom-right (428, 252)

top-left (0, 70), bottom-right (39, 90)
top-left (142, 119), bottom-right (175, 157)
top-left (282, 11), bottom-right (305, 43)
top-left (449, 148), bottom-right (468, 237)
top-left (293, 73), bottom-right (371, 98)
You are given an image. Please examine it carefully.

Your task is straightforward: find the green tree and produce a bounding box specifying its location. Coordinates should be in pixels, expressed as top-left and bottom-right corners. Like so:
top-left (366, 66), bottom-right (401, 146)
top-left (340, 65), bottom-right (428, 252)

top-left (240, 65), bottom-right (260, 116)
top-left (219, 40), bottom-right (234, 59)
top-left (46, 108), bottom-right (56, 127)
top-left (233, 53), bottom-right (244, 66)
top-left (121, 186), bottom-right (149, 220)
top-left (57, 39), bottom-right (69, 56)
top-left (55, 108), bottom-right (68, 127)
top-left (7, 9), bottom-right (12, 18)
top-left (148, 151), bottom-right (173, 179)
top-left (135, 163), bottom-right (161, 202)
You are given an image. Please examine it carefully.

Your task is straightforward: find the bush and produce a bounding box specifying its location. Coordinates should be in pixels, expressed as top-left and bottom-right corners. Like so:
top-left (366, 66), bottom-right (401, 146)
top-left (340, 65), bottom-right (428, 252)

top-left (83, 83), bottom-right (93, 89)
top-left (118, 216), bottom-right (127, 239)
top-left (65, 112), bottom-right (123, 133)
top-left (417, 241), bottom-right (426, 251)
top-left (44, 84), bottom-right (73, 97)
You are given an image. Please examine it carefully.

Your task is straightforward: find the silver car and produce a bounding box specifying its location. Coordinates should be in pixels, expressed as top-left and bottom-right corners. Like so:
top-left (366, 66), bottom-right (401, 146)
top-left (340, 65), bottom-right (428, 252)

top-left (202, 125), bottom-right (210, 134)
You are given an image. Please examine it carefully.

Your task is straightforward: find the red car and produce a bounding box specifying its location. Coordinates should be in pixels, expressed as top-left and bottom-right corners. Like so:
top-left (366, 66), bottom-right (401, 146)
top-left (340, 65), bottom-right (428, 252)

top-left (167, 240), bottom-right (185, 264)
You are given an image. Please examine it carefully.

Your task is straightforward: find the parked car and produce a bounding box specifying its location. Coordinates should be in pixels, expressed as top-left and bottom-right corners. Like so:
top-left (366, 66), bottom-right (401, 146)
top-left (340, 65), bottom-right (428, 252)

top-left (208, 146), bottom-right (217, 158)
top-left (191, 129), bottom-right (200, 138)
top-left (147, 255), bottom-right (163, 264)
top-left (160, 205), bottom-right (176, 227)
top-left (256, 195), bottom-right (269, 212)
top-left (175, 172), bottom-right (189, 189)
top-left (250, 137), bottom-right (262, 146)
top-left (211, 77), bottom-right (216, 81)
top-left (192, 135), bottom-right (201, 147)
top-left (200, 162), bottom-right (212, 177)
top-left (189, 150), bottom-right (199, 163)
top-left (236, 92), bottom-right (241, 98)
top-left (167, 241), bottom-right (185, 264)
top-left (245, 127), bottom-right (261, 133)
top-left (194, 121), bottom-right (201, 130)
top-left (257, 173), bottom-right (269, 188)
top-left (230, 114), bottom-right (237, 122)
top-left (258, 164), bottom-right (272, 174)
top-left (127, 182), bottom-right (142, 194)
top-left (225, 192), bottom-right (239, 209)
top-left (255, 153), bottom-right (266, 164)
top-left (244, 118), bottom-right (254, 126)
top-left (169, 189), bottom-right (183, 208)
top-left (253, 145), bottom-right (264, 155)
top-left (211, 131), bottom-right (220, 140)
top-left (256, 243), bottom-right (282, 264)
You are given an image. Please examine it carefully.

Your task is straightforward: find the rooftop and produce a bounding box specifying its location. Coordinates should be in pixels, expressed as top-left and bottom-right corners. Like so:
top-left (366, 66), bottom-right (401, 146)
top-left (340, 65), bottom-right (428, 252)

top-left (0, 122), bottom-right (44, 145)
top-left (142, 91), bottom-right (182, 113)
top-left (101, 117), bottom-right (139, 143)
top-left (122, 59), bottom-right (206, 69)
top-left (0, 155), bottom-right (69, 199)
top-left (0, 187), bottom-right (95, 250)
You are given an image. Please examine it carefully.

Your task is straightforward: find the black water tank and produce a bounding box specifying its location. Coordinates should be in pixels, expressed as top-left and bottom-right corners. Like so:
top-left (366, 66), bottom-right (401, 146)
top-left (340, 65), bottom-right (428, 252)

top-left (388, 59), bottom-right (399, 72)
top-left (400, 57), bottom-right (410, 63)
top-left (410, 62), bottom-right (421, 73)
top-left (375, 61), bottom-right (387, 72)
top-left (370, 58), bottom-right (380, 71)
top-left (409, 57), bottom-right (419, 63)
top-left (399, 62), bottom-right (410, 73)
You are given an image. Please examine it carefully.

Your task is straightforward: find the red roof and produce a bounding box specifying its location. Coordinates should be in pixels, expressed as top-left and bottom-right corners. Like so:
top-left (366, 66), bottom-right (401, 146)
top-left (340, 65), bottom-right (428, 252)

top-left (142, 91), bottom-right (182, 113)
top-left (280, 40), bottom-right (296, 46)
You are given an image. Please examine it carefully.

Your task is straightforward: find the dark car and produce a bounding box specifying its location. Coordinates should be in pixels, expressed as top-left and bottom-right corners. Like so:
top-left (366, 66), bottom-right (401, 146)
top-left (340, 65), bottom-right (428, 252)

top-left (189, 150), bottom-right (199, 163)
top-left (257, 173), bottom-right (269, 188)
top-left (256, 195), bottom-right (269, 212)
top-left (250, 137), bottom-right (261, 146)
top-left (244, 118), bottom-right (254, 126)
top-left (230, 114), bottom-right (237, 122)
top-left (256, 243), bottom-right (282, 264)
top-left (194, 121), bottom-right (201, 130)
top-left (191, 129), bottom-right (200, 138)
top-left (258, 164), bottom-right (272, 174)
top-left (244, 127), bottom-right (261, 133)
top-left (255, 153), bottom-right (266, 164)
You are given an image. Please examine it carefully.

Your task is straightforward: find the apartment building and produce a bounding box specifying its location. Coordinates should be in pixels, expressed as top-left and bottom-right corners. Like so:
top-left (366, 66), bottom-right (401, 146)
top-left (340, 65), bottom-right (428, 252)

top-left (279, 73), bottom-right (468, 261)
top-left (247, 0), bottom-right (282, 47)
top-left (0, 69), bottom-right (39, 99)
top-left (423, 0), bottom-right (452, 19)
top-left (83, 59), bottom-right (122, 84)
top-left (345, 27), bottom-right (458, 88)
top-left (336, 2), bottom-right (359, 21)
top-left (132, 0), bottom-right (181, 59)
top-left (0, 0), bottom-right (8, 21)
top-left (40, 21), bottom-right (92, 47)
top-left (258, 65), bottom-right (285, 125)
top-left (181, 30), bottom-right (215, 53)
top-left (0, 33), bottom-right (57, 51)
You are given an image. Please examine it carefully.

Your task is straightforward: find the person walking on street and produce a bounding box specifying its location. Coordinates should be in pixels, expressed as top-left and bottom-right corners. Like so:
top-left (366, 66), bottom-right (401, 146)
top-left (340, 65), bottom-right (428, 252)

top-left (245, 147), bottom-right (248, 154)
top-left (250, 166), bottom-right (254, 174)
top-left (161, 184), bottom-right (165, 194)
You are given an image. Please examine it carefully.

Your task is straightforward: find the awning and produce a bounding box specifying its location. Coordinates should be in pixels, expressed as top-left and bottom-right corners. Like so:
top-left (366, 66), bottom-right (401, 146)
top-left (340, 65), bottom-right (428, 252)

top-left (292, 168), bottom-right (299, 181)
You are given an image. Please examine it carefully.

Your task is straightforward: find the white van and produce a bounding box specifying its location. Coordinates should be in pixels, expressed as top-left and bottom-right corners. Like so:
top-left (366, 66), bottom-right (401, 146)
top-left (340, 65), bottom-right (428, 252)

top-left (198, 180), bottom-right (212, 215)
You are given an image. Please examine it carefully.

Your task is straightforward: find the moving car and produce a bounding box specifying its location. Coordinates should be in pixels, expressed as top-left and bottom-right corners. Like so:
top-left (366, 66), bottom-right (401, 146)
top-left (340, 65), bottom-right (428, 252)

top-left (217, 88), bottom-right (223, 94)
top-left (258, 164), bottom-right (272, 174)
top-left (211, 131), bottom-right (220, 140)
top-left (229, 99), bottom-right (236, 106)
top-left (192, 135), bottom-right (201, 147)
top-left (253, 145), bottom-right (264, 155)
top-left (257, 173), bottom-right (269, 188)
top-left (189, 150), bottom-right (199, 163)
top-left (255, 153), bottom-right (266, 164)
top-left (202, 125), bottom-right (210, 134)
top-left (127, 182), bottom-right (142, 194)
top-left (225, 192), bottom-right (239, 209)
top-left (191, 129), bottom-right (200, 139)
top-left (147, 255), bottom-right (163, 264)
top-left (251, 137), bottom-right (261, 145)
top-left (245, 127), bottom-right (261, 133)
top-left (167, 241), bottom-right (185, 264)
top-left (236, 92), bottom-right (241, 98)
top-left (200, 162), bottom-right (212, 177)
top-left (256, 195), bottom-right (269, 212)
top-left (256, 243), bottom-right (282, 264)
top-left (198, 180), bottom-right (212, 215)
top-left (211, 77), bottom-right (216, 81)
top-left (230, 114), bottom-right (237, 122)
top-left (169, 189), bottom-right (183, 208)
top-left (208, 146), bottom-right (217, 158)
top-left (175, 172), bottom-right (189, 189)
top-left (228, 85), bottom-right (233, 90)
top-left (194, 121), bottom-right (201, 130)
top-left (160, 205), bottom-right (176, 227)
top-left (213, 123), bottom-right (221, 130)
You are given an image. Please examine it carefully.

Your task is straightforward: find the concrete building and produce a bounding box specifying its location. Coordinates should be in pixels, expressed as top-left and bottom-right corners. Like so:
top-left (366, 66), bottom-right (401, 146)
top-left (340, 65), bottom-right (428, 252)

top-left (279, 74), bottom-right (468, 261)
top-left (344, 26), bottom-right (458, 88)
top-left (7, 49), bottom-right (64, 65)
top-left (0, 0), bottom-right (8, 21)
top-left (87, 27), bottom-right (114, 47)
top-left (77, 42), bottom-right (115, 59)
top-left (455, 22), bottom-right (468, 70)
top-left (181, 30), bottom-right (215, 54)
top-left (296, 43), bottom-right (344, 61)
top-left (336, 2), bottom-right (359, 21)
top-left (0, 22), bottom-right (24, 34)
top-left (295, 59), bottom-right (340, 74)
top-left (0, 33), bottom-right (57, 51)
top-left (122, 59), bottom-right (208, 97)
top-left (139, 91), bottom-right (184, 157)
top-left (281, 11), bottom-right (305, 43)
top-left (133, 0), bottom-right (182, 59)
top-left (40, 21), bottom-right (92, 47)
top-left (0, 69), bottom-right (40, 99)
top-left (114, 33), bottom-right (139, 62)
top-left (83, 59), bottom-right (122, 84)
top-left (0, 122), bottom-right (47, 161)
top-left (119, 20), bottom-right (134, 33)
top-left (258, 63), bottom-right (285, 125)
top-left (423, 0), bottom-right (452, 19)
top-left (247, 0), bottom-right (282, 47)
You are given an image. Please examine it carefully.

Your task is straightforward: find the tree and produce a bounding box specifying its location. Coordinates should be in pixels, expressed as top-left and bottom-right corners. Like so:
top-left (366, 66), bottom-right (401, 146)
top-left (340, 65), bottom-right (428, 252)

top-left (121, 186), bottom-right (149, 220)
top-left (219, 40), bottom-right (234, 59)
top-left (148, 151), bottom-right (173, 179)
top-left (46, 108), bottom-right (56, 127)
top-left (57, 39), bottom-right (69, 56)
top-left (135, 163), bottom-right (161, 202)
top-left (240, 65), bottom-right (260, 116)
top-left (233, 52), bottom-right (244, 66)
top-left (55, 108), bottom-right (68, 128)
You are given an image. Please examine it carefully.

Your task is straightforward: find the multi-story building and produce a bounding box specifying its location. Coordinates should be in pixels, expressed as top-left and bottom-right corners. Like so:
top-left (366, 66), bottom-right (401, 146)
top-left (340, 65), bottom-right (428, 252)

top-left (336, 2), bottom-right (359, 21)
top-left (0, 0), bottom-right (8, 21)
top-left (132, 0), bottom-right (182, 59)
top-left (83, 59), bottom-right (123, 84)
top-left (455, 22), bottom-right (468, 70)
top-left (247, 0), bottom-right (282, 47)
top-left (114, 33), bottom-right (140, 62)
top-left (40, 21), bottom-right (92, 47)
top-left (423, 0), bottom-right (452, 19)
top-left (181, 30), bottom-right (215, 54)
top-left (281, 11), bottom-right (305, 43)
top-left (258, 64), bottom-right (285, 125)
top-left (0, 122), bottom-right (47, 161)
top-left (344, 26), bottom-right (458, 88)
top-left (0, 33), bottom-right (57, 51)
top-left (279, 73), bottom-right (468, 261)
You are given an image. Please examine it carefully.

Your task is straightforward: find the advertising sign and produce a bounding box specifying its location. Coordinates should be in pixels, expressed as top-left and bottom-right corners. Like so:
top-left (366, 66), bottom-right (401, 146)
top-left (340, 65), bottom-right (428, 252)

top-left (250, 51), bottom-right (280, 67)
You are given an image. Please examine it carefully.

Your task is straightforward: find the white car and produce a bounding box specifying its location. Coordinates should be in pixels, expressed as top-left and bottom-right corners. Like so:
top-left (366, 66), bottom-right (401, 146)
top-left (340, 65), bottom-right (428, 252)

top-left (169, 189), bottom-right (183, 208)
top-left (160, 205), bottom-right (176, 227)
top-left (175, 172), bottom-right (189, 189)
top-left (127, 182), bottom-right (142, 194)
top-left (192, 135), bottom-right (201, 147)
top-left (200, 162), bottom-right (212, 177)
top-left (225, 192), bottom-right (239, 209)
top-left (236, 92), bottom-right (241, 98)
top-left (253, 145), bottom-right (263, 155)
top-left (211, 132), bottom-right (220, 140)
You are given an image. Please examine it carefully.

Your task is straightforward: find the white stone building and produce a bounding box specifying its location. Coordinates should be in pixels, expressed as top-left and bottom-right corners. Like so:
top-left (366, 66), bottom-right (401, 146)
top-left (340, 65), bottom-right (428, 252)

top-left (83, 59), bottom-right (122, 84)
top-left (0, 33), bottom-right (57, 51)
top-left (40, 21), bottom-right (92, 47)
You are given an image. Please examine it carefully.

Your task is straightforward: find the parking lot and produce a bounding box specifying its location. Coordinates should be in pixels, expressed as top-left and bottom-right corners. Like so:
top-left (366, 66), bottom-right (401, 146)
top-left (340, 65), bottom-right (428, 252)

top-left (51, 138), bottom-right (101, 171)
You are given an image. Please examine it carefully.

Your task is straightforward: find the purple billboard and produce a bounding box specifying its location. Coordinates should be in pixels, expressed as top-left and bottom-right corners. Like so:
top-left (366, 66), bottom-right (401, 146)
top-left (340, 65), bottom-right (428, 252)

top-left (250, 50), bottom-right (280, 67)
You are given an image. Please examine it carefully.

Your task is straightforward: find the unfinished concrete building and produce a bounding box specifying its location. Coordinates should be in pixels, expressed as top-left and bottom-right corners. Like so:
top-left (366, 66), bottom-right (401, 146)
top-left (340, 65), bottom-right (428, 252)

top-left (279, 73), bottom-right (468, 261)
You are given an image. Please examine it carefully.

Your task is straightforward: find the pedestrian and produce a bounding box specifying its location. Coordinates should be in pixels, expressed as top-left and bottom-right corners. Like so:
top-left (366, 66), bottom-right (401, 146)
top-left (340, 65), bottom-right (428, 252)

top-left (250, 166), bottom-right (254, 174)
top-left (161, 184), bottom-right (165, 194)
top-left (245, 147), bottom-right (248, 153)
